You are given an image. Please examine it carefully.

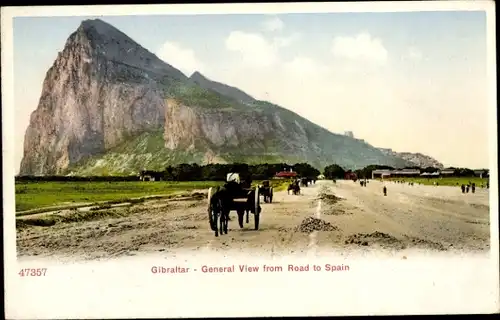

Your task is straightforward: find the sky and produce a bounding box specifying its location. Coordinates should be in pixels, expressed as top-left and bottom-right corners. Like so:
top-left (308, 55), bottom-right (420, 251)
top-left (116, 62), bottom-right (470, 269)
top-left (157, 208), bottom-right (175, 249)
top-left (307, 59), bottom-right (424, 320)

top-left (12, 10), bottom-right (491, 170)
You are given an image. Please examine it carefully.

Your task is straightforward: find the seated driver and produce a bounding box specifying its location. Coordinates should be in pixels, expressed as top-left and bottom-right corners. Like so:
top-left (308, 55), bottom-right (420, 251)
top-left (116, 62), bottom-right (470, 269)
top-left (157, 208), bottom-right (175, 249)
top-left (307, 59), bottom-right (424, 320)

top-left (241, 175), bottom-right (252, 189)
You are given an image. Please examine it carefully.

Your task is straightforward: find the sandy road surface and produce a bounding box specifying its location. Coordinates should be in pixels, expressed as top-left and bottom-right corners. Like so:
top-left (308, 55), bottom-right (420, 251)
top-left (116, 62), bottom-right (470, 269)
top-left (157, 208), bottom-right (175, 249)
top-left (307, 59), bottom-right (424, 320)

top-left (16, 180), bottom-right (490, 261)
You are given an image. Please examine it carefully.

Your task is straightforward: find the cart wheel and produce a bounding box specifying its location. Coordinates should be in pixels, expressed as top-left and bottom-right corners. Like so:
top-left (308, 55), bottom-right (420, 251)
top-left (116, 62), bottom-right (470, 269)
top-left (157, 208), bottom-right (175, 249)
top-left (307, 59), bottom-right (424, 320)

top-left (254, 186), bottom-right (260, 230)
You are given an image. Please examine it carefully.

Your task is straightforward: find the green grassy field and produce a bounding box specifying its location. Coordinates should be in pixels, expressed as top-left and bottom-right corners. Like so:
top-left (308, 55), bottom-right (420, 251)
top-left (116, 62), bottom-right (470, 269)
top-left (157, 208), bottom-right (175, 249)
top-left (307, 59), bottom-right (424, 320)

top-left (253, 179), bottom-right (290, 194)
top-left (15, 181), bottom-right (223, 212)
top-left (15, 179), bottom-right (292, 212)
top-left (381, 177), bottom-right (489, 187)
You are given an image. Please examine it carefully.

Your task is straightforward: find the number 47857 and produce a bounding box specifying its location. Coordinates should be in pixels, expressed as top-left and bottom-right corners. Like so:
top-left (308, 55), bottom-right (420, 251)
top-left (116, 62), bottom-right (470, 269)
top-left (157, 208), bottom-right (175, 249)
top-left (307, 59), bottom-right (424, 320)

top-left (18, 268), bottom-right (47, 277)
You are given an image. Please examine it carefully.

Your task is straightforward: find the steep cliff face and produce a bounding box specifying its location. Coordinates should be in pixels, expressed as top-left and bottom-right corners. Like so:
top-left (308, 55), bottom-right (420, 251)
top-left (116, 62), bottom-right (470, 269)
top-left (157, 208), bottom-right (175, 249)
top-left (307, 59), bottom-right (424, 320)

top-left (20, 19), bottom-right (182, 175)
top-left (20, 19), bottom-right (417, 176)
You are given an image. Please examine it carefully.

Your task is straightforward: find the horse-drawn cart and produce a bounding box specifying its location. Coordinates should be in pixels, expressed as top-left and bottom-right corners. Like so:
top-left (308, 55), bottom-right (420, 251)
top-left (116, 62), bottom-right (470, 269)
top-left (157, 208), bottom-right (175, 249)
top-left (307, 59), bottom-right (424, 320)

top-left (207, 173), bottom-right (261, 237)
top-left (287, 179), bottom-right (301, 195)
top-left (259, 180), bottom-right (274, 203)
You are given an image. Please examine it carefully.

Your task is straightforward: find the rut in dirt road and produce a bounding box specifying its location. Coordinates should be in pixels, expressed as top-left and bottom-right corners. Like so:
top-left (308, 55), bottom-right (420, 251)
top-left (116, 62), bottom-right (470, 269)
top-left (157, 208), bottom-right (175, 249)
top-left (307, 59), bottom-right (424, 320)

top-left (325, 180), bottom-right (490, 252)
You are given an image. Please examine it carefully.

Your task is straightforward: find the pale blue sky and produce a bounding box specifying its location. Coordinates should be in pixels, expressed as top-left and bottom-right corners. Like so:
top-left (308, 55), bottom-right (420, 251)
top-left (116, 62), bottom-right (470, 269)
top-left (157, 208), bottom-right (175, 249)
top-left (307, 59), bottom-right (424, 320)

top-left (13, 11), bottom-right (490, 170)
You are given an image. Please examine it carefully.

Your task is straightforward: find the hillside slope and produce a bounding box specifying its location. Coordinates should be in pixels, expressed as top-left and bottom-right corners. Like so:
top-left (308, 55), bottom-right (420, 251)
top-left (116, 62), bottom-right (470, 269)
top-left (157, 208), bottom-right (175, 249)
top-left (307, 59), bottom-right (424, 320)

top-left (378, 148), bottom-right (444, 169)
top-left (189, 71), bottom-right (256, 104)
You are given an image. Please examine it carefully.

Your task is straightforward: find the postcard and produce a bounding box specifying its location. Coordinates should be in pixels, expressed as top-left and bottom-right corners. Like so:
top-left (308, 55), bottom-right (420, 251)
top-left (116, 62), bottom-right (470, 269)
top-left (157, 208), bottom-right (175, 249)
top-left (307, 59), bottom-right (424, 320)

top-left (2, 1), bottom-right (499, 318)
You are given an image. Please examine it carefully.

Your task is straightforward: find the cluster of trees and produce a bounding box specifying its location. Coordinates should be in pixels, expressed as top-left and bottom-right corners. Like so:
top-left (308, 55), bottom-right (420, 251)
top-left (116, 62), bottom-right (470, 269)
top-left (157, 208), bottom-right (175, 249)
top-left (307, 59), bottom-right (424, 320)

top-left (324, 164), bottom-right (410, 180)
top-left (323, 164), bottom-right (489, 180)
top-left (15, 163), bottom-right (320, 183)
top-left (323, 164), bottom-right (348, 179)
top-left (443, 167), bottom-right (489, 177)
top-left (354, 165), bottom-right (394, 179)
top-left (162, 162), bottom-right (320, 181)
top-left (15, 162), bottom-right (487, 183)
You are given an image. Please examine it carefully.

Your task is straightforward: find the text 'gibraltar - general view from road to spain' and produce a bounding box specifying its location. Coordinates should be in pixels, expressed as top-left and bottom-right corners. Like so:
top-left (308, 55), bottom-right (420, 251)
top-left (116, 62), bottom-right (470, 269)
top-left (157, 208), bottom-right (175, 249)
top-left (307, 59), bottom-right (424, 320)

top-left (12, 10), bottom-right (493, 262)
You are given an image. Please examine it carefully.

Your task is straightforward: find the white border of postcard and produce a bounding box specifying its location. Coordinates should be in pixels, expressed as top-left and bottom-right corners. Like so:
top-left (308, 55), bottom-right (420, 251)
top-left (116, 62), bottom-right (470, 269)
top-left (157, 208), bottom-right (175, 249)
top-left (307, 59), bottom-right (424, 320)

top-left (2, 1), bottom-right (499, 318)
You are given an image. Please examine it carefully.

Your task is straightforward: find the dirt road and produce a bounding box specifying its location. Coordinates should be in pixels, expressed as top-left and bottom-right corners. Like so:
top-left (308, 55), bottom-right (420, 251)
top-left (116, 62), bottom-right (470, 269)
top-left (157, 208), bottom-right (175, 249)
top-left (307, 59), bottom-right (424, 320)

top-left (16, 180), bottom-right (490, 261)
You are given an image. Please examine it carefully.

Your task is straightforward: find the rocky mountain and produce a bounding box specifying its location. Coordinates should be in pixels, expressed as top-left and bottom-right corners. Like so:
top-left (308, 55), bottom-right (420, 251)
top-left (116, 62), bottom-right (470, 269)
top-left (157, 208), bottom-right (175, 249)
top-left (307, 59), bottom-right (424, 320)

top-left (378, 148), bottom-right (444, 169)
top-left (20, 19), bottom-right (414, 176)
top-left (189, 71), bottom-right (256, 104)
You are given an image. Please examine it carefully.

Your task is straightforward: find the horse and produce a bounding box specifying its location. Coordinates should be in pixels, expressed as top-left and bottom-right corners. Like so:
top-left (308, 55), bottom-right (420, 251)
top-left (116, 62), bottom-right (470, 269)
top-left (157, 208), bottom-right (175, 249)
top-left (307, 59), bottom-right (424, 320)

top-left (287, 181), bottom-right (300, 195)
top-left (259, 180), bottom-right (273, 203)
top-left (208, 183), bottom-right (262, 237)
top-left (207, 186), bottom-right (230, 237)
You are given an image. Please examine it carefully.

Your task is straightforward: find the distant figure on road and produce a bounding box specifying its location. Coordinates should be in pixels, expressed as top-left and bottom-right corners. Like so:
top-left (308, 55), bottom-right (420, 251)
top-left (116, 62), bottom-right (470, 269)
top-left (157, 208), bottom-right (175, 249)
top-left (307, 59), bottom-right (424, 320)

top-left (383, 186), bottom-right (387, 196)
top-left (466, 185), bottom-right (470, 193)
top-left (471, 183), bottom-right (476, 193)
top-left (461, 184), bottom-right (465, 193)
